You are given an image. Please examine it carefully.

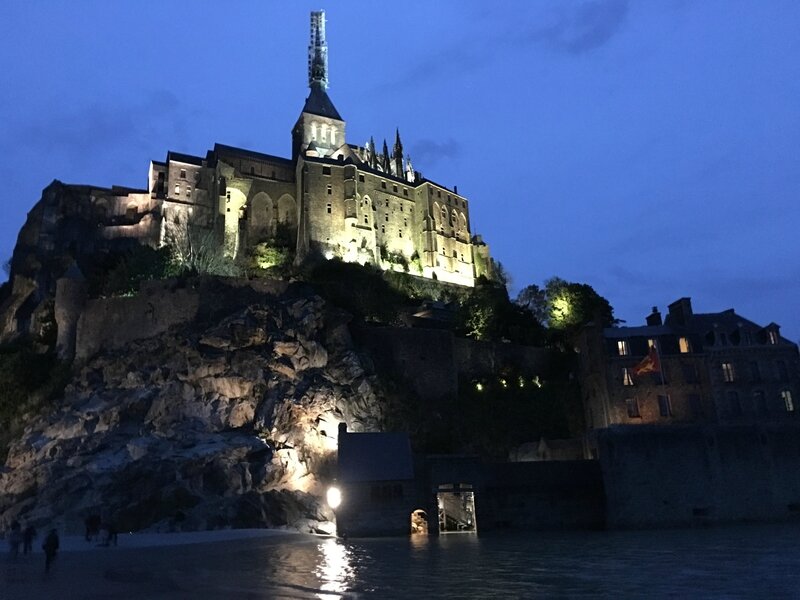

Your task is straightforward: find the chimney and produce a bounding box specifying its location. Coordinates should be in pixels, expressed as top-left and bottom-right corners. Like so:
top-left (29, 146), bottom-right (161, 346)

top-left (646, 306), bottom-right (662, 326)
top-left (667, 297), bottom-right (693, 326)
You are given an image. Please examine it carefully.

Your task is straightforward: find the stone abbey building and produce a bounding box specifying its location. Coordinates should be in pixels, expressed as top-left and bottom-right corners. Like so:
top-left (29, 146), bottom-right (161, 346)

top-left (93, 10), bottom-right (490, 287)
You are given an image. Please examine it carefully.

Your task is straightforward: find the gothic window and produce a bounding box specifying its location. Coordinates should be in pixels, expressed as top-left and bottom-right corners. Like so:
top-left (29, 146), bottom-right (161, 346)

top-left (721, 362), bottom-right (735, 382)
top-left (441, 206), bottom-right (447, 222)
top-left (617, 340), bottom-right (629, 356)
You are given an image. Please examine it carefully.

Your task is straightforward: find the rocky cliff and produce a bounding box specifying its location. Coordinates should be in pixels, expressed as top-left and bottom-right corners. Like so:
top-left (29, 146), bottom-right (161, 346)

top-left (0, 282), bottom-right (388, 534)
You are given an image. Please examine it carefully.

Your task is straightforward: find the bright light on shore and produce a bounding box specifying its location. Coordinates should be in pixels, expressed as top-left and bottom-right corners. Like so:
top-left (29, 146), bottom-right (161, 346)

top-left (327, 486), bottom-right (342, 509)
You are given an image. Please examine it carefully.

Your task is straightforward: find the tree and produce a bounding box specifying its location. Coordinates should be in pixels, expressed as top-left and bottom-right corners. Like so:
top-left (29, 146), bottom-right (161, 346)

top-left (515, 277), bottom-right (616, 332)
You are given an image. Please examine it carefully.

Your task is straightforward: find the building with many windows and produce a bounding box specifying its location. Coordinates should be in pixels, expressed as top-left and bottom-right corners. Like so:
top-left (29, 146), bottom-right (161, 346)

top-left (578, 297), bottom-right (800, 431)
top-left (107, 10), bottom-right (492, 287)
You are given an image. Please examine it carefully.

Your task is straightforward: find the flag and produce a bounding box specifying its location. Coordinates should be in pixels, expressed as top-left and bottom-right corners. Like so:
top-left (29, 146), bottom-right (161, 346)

top-left (632, 346), bottom-right (661, 376)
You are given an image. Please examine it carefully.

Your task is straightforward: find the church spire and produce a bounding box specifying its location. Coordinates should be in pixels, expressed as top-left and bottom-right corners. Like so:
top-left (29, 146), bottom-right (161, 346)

top-left (381, 139), bottom-right (391, 172)
top-left (308, 10), bottom-right (329, 89)
top-left (393, 128), bottom-right (404, 176)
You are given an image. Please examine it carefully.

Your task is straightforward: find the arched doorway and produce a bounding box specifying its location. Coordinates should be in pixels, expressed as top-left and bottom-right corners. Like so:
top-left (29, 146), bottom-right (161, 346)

top-left (410, 509), bottom-right (428, 535)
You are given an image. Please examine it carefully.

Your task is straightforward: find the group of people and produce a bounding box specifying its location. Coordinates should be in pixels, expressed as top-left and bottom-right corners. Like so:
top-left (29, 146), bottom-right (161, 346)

top-left (84, 514), bottom-right (118, 547)
top-left (5, 520), bottom-right (60, 572)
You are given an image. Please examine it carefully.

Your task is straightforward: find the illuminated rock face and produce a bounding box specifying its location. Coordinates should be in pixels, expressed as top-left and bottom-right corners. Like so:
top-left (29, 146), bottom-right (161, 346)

top-left (0, 284), bottom-right (388, 533)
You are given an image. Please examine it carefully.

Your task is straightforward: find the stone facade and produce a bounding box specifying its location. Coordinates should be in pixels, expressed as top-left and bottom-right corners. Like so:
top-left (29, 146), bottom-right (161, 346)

top-left (578, 298), bottom-right (800, 440)
top-left (42, 10), bottom-right (492, 289)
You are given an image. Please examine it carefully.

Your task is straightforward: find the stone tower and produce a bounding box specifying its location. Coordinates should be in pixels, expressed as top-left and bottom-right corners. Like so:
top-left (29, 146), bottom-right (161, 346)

top-left (292, 10), bottom-right (345, 161)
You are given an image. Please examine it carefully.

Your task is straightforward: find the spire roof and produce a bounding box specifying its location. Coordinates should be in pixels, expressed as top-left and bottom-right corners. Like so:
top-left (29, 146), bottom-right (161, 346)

top-left (301, 83), bottom-right (342, 121)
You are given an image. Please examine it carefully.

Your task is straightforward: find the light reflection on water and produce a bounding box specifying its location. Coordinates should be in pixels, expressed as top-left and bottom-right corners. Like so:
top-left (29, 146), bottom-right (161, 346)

top-left (4, 523), bottom-right (800, 599)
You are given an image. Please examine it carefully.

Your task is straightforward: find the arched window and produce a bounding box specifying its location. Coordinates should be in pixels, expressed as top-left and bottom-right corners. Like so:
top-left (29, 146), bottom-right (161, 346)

top-left (311, 122), bottom-right (318, 141)
top-left (441, 206), bottom-right (447, 222)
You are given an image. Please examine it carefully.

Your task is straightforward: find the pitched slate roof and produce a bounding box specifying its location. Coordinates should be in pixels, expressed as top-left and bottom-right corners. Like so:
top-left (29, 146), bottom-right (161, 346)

top-left (338, 431), bottom-right (414, 483)
top-left (302, 83), bottom-right (343, 121)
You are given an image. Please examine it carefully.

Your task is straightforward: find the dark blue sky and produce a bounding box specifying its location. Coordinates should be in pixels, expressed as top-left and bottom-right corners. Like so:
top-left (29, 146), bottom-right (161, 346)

top-left (2, 1), bottom-right (798, 339)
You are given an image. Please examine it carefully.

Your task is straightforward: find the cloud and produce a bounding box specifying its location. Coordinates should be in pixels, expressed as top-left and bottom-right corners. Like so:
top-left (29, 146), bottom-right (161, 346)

top-left (7, 90), bottom-right (186, 156)
top-left (409, 138), bottom-right (461, 168)
top-left (525, 0), bottom-right (630, 55)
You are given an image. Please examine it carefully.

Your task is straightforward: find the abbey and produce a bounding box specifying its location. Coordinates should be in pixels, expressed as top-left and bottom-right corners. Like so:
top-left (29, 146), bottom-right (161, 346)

top-left (131, 10), bottom-right (490, 286)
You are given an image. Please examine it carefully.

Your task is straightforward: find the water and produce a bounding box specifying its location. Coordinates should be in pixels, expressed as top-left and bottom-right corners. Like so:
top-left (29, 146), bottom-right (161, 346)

top-left (3, 523), bottom-right (800, 598)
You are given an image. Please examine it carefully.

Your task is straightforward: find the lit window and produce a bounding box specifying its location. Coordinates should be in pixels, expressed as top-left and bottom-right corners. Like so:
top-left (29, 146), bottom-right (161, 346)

top-left (769, 330), bottom-right (779, 345)
top-left (326, 203), bottom-right (331, 214)
top-left (622, 368), bottom-right (634, 386)
top-left (626, 398), bottom-right (641, 418)
top-left (781, 390), bottom-right (794, 412)
top-left (679, 337), bottom-right (691, 353)
top-left (722, 362), bottom-right (735, 382)
top-left (617, 340), bottom-right (629, 356)
top-left (657, 394), bottom-right (672, 417)
top-left (179, 169), bottom-right (186, 179)
top-left (174, 183), bottom-right (180, 195)
top-left (648, 338), bottom-right (659, 352)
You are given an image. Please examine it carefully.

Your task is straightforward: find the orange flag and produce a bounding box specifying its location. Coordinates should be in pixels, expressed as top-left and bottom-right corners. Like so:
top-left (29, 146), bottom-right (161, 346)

top-left (633, 346), bottom-right (661, 375)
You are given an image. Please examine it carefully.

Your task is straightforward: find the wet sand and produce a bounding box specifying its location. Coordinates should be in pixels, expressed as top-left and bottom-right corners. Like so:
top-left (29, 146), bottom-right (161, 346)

top-left (1, 529), bottom-right (315, 600)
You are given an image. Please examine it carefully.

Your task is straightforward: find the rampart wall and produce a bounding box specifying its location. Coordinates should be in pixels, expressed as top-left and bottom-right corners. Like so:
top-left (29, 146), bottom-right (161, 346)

top-left (598, 424), bottom-right (800, 528)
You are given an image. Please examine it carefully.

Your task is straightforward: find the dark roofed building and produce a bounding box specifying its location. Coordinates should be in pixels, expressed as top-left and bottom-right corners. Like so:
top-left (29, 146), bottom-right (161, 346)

top-left (578, 297), bottom-right (800, 444)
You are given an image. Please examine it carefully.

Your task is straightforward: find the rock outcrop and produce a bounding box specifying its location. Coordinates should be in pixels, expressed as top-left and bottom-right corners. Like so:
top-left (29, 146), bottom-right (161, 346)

top-left (0, 284), bottom-right (388, 534)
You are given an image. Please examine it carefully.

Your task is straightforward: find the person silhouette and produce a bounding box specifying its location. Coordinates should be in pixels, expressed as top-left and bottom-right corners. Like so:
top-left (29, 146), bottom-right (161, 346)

top-left (42, 529), bottom-right (59, 573)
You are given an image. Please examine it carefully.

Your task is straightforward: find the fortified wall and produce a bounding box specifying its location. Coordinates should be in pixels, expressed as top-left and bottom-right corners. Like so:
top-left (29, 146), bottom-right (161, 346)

top-left (598, 424), bottom-right (800, 528)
